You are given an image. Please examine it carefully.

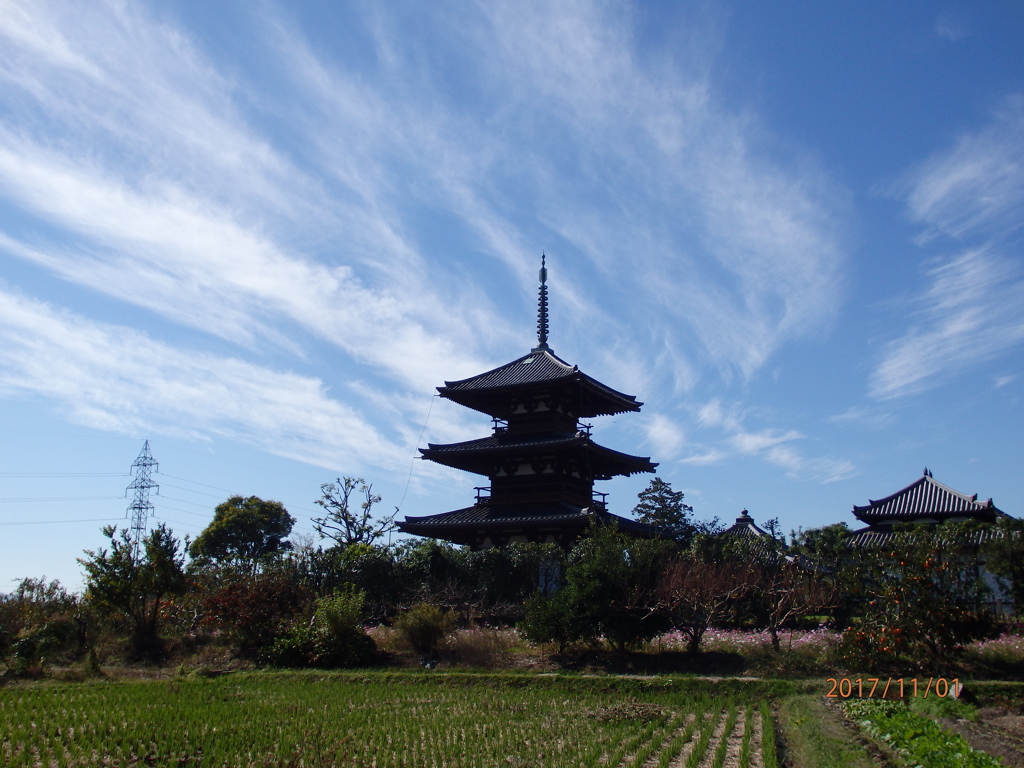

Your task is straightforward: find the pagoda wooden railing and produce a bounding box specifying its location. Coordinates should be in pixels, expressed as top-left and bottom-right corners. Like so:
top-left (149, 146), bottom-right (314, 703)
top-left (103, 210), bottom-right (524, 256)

top-left (474, 486), bottom-right (608, 509)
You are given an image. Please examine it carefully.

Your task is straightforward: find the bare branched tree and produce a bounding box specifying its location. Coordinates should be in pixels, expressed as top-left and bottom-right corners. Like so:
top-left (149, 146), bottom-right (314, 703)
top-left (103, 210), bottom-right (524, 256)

top-left (657, 554), bottom-right (755, 655)
top-left (313, 477), bottom-right (395, 547)
top-left (752, 559), bottom-right (840, 651)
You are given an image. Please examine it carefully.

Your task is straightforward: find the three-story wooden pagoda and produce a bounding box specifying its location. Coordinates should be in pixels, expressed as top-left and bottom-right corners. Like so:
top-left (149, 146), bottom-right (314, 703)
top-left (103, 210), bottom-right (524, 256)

top-left (398, 257), bottom-right (658, 549)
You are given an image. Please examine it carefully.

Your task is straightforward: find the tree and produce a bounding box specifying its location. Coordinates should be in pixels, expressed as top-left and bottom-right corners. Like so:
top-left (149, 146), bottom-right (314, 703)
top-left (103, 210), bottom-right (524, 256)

top-left (190, 496), bottom-right (294, 571)
top-left (313, 477), bottom-right (395, 547)
top-left (840, 522), bottom-right (997, 666)
top-left (633, 477), bottom-right (713, 546)
top-left (789, 522), bottom-right (859, 627)
top-left (79, 524), bottom-right (187, 653)
top-left (521, 522), bottom-right (670, 652)
top-left (746, 554), bottom-right (839, 652)
top-left (982, 516), bottom-right (1024, 611)
top-left (657, 543), bottom-right (755, 655)
top-left (0, 578), bottom-right (83, 673)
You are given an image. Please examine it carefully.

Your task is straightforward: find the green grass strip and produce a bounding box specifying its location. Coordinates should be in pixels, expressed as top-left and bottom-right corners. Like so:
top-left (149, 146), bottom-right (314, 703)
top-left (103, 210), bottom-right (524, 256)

top-left (686, 707), bottom-right (722, 768)
top-left (656, 712), bottom-right (701, 768)
top-left (760, 699), bottom-right (778, 768)
top-left (738, 704), bottom-right (752, 768)
top-left (710, 702), bottom-right (739, 768)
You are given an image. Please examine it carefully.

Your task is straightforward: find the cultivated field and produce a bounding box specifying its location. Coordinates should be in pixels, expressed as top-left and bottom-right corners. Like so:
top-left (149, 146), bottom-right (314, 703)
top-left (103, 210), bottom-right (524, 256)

top-left (0, 673), bottom-right (781, 767)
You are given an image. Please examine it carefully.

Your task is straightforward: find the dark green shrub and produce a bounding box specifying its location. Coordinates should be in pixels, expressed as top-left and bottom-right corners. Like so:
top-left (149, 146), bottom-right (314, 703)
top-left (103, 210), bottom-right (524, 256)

top-left (520, 522), bottom-right (670, 652)
top-left (268, 587), bottom-right (376, 668)
top-left (393, 603), bottom-right (455, 656)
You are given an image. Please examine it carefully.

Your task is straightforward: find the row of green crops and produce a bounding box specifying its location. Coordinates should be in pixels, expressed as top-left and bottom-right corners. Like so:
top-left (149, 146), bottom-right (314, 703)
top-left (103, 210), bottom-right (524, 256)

top-left (0, 672), bottom-right (781, 767)
top-left (842, 698), bottom-right (1001, 768)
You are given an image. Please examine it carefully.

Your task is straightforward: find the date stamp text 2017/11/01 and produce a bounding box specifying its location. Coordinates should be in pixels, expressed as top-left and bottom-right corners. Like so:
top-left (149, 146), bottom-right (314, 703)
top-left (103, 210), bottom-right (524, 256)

top-left (825, 677), bottom-right (963, 699)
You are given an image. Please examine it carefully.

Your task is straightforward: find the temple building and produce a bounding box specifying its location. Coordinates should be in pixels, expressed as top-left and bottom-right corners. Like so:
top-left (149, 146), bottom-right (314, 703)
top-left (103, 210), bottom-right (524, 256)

top-left (850, 468), bottom-right (1005, 536)
top-left (844, 469), bottom-right (1013, 613)
top-left (398, 257), bottom-right (659, 549)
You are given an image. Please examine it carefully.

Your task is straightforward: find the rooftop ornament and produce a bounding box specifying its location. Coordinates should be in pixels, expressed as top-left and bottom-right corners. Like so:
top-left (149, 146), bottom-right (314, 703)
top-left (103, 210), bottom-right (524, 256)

top-left (533, 253), bottom-right (550, 353)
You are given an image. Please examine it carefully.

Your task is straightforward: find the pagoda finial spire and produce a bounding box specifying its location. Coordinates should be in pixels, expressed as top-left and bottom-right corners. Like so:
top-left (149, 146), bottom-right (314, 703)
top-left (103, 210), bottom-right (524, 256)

top-left (533, 253), bottom-right (550, 352)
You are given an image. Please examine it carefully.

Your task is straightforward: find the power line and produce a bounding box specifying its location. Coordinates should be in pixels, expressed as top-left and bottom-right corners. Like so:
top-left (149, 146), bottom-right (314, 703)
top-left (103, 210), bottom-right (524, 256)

top-left (0, 517), bottom-right (123, 526)
top-left (156, 502), bottom-right (212, 518)
top-left (156, 473), bottom-right (320, 515)
top-left (160, 494), bottom-right (212, 509)
top-left (155, 471), bottom-right (236, 494)
top-left (0, 496), bottom-right (123, 503)
top-left (157, 481), bottom-right (227, 499)
top-left (0, 472), bottom-right (128, 478)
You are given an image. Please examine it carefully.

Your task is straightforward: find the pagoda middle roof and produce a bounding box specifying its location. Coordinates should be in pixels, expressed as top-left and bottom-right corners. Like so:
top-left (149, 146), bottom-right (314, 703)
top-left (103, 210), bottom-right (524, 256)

top-left (439, 348), bottom-right (642, 417)
top-left (420, 432), bottom-right (657, 477)
top-left (852, 471), bottom-right (1004, 526)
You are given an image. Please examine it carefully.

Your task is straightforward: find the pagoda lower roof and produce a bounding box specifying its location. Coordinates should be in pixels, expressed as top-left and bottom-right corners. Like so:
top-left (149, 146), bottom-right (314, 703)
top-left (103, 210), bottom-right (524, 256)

top-left (439, 349), bottom-right (642, 417)
top-left (420, 433), bottom-right (657, 477)
top-left (398, 502), bottom-right (660, 538)
top-left (852, 472), bottom-right (1004, 527)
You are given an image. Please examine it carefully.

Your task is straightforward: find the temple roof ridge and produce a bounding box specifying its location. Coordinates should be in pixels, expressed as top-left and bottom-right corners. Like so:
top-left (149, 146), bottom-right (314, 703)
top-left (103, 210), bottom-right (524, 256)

top-left (852, 470), bottom-right (1003, 525)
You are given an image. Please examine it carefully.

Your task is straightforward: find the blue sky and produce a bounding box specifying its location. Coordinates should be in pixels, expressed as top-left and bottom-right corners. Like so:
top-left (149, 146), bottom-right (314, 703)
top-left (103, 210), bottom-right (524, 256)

top-left (1, 1), bottom-right (1022, 591)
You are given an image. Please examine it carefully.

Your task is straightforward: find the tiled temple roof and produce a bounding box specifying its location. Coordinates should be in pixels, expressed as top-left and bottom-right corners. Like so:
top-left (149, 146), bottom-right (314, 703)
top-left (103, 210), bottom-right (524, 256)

top-left (846, 526), bottom-right (1012, 549)
top-left (722, 509), bottom-right (773, 540)
top-left (420, 433), bottom-right (657, 477)
top-left (398, 502), bottom-right (658, 537)
top-left (852, 470), bottom-right (1004, 528)
top-left (439, 349), bottom-right (642, 417)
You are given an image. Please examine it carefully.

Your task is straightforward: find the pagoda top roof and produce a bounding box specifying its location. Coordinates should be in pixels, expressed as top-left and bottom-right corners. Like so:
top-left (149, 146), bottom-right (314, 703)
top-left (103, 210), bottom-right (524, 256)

top-left (439, 348), bottom-right (642, 417)
top-left (852, 469), bottom-right (1005, 527)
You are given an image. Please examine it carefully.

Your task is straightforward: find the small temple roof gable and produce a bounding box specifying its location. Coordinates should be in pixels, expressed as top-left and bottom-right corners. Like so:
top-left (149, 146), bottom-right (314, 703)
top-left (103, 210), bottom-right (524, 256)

top-left (852, 469), bottom-right (1004, 528)
top-left (723, 509), bottom-right (772, 540)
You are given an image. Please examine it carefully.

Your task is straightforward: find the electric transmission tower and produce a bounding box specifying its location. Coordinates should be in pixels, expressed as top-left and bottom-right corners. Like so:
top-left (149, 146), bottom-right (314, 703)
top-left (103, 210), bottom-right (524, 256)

top-left (125, 440), bottom-right (159, 561)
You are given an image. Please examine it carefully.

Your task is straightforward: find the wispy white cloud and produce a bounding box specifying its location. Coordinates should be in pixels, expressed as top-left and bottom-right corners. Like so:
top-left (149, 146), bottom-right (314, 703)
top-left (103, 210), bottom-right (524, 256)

top-left (267, 1), bottom-right (846, 383)
top-left (874, 98), bottom-right (1024, 398)
top-left (934, 10), bottom-right (971, 42)
top-left (454, 2), bottom-right (847, 381)
top-left (0, 1), bottom-right (498, 392)
top-left (729, 428), bottom-right (803, 455)
top-left (901, 96), bottom-right (1024, 244)
top-left (871, 249), bottom-right (1024, 398)
top-left (0, 0), bottom-right (851, 491)
top-left (678, 449), bottom-right (729, 466)
top-left (0, 285), bottom-right (407, 472)
top-left (682, 398), bottom-right (856, 482)
top-left (827, 406), bottom-right (896, 430)
top-left (642, 413), bottom-right (685, 458)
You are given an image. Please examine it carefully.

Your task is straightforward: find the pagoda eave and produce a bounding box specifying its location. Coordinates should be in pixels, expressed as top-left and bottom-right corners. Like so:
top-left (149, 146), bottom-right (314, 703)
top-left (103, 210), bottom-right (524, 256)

top-left (397, 502), bottom-right (662, 548)
top-left (438, 349), bottom-right (642, 418)
top-left (419, 436), bottom-right (657, 477)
